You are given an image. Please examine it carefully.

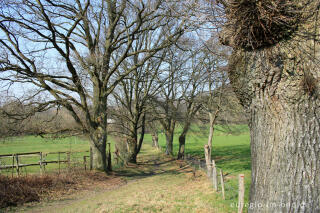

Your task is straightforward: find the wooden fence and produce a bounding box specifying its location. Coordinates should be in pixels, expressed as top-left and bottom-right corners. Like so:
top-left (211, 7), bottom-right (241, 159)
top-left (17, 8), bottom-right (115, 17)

top-left (186, 155), bottom-right (246, 213)
top-left (0, 150), bottom-right (90, 176)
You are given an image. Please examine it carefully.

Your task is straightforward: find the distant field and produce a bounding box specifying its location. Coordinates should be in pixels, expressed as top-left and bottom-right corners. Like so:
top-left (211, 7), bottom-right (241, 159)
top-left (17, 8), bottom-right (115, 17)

top-left (0, 136), bottom-right (90, 154)
top-left (145, 124), bottom-right (250, 174)
top-left (0, 136), bottom-right (91, 175)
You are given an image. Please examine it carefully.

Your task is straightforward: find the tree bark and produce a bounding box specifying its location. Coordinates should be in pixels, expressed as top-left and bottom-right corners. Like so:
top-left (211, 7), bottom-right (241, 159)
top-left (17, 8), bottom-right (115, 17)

top-left (204, 145), bottom-right (212, 177)
top-left (126, 136), bottom-right (138, 163)
top-left (228, 39), bottom-right (320, 212)
top-left (177, 119), bottom-right (193, 160)
top-left (137, 113), bottom-right (146, 154)
top-left (204, 112), bottom-right (215, 174)
top-left (177, 134), bottom-right (186, 159)
top-left (90, 132), bottom-right (108, 172)
top-left (165, 130), bottom-right (174, 156)
top-left (205, 111), bottom-right (219, 176)
top-left (152, 132), bottom-right (160, 149)
top-left (125, 114), bottom-right (145, 164)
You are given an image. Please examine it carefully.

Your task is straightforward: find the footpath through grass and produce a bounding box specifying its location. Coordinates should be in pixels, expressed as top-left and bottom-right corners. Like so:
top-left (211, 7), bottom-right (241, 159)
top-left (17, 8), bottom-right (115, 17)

top-left (14, 143), bottom-right (234, 213)
top-left (145, 124), bottom-right (251, 211)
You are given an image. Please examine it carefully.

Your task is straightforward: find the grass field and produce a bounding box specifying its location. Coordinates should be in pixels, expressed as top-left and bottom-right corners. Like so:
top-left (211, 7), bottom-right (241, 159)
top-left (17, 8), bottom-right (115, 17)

top-left (0, 136), bottom-right (89, 154)
top-left (1, 124), bottom-right (251, 212)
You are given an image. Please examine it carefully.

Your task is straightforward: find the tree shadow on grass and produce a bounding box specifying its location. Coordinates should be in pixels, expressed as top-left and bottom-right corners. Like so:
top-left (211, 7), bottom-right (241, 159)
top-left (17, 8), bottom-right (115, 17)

top-left (114, 158), bottom-right (182, 179)
top-left (115, 169), bottom-right (157, 179)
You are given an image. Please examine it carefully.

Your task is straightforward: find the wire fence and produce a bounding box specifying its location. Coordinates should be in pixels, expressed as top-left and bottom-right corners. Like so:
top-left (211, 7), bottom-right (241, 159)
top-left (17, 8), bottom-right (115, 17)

top-left (184, 154), bottom-right (247, 213)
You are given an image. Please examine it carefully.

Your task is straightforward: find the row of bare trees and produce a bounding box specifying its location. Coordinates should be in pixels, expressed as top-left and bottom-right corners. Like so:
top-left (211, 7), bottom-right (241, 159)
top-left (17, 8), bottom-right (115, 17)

top-left (107, 38), bottom-right (242, 164)
top-left (0, 0), bottom-right (242, 168)
top-left (0, 0), bottom-right (188, 171)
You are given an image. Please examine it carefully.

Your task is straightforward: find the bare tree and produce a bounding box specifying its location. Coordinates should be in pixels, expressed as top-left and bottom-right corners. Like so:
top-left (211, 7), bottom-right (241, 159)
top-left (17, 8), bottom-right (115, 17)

top-left (148, 120), bottom-right (160, 149)
top-left (176, 49), bottom-right (206, 160)
top-left (110, 37), bottom-right (167, 163)
top-left (152, 47), bottom-right (191, 156)
top-left (0, 0), bottom-right (186, 172)
top-left (192, 44), bottom-right (229, 175)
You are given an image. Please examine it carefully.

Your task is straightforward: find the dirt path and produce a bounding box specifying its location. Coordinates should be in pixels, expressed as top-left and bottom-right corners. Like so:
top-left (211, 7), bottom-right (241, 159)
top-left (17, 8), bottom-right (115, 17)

top-left (12, 145), bottom-right (230, 213)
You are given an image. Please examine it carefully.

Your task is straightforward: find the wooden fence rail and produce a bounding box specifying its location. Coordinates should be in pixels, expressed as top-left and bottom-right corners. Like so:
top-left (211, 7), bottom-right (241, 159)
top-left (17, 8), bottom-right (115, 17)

top-left (0, 152), bottom-right (41, 157)
top-left (0, 150), bottom-right (90, 175)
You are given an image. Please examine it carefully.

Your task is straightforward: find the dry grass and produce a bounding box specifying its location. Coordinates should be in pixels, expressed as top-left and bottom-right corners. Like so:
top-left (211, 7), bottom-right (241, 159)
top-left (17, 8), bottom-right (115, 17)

top-left (1, 170), bottom-right (124, 210)
top-left (0, 174), bottom-right (73, 208)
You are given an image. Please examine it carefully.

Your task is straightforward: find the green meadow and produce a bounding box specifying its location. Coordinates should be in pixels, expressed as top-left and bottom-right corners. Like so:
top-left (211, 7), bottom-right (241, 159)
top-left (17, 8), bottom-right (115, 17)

top-left (0, 136), bottom-right (90, 175)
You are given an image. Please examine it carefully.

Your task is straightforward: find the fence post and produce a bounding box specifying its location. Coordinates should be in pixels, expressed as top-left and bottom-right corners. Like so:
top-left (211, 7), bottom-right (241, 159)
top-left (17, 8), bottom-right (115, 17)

top-left (89, 147), bottom-right (93, 170)
top-left (43, 153), bottom-right (47, 172)
top-left (83, 156), bottom-right (87, 171)
top-left (212, 160), bottom-right (218, 191)
top-left (198, 159), bottom-right (202, 169)
top-left (220, 169), bottom-right (225, 200)
top-left (238, 174), bottom-right (245, 213)
top-left (58, 152), bottom-right (61, 174)
top-left (67, 152), bottom-right (71, 170)
top-left (39, 152), bottom-right (43, 175)
top-left (15, 154), bottom-right (19, 176)
top-left (107, 143), bottom-right (112, 171)
top-left (12, 154), bottom-right (14, 177)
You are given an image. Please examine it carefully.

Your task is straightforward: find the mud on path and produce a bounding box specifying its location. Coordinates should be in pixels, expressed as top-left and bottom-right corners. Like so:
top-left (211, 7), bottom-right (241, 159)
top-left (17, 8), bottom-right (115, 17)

top-left (9, 145), bottom-right (227, 213)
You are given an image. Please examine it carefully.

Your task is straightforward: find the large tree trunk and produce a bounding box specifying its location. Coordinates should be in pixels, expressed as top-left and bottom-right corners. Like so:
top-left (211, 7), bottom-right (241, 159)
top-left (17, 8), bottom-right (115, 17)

top-left (125, 114), bottom-right (145, 164)
top-left (126, 136), bottom-right (138, 163)
top-left (228, 38), bottom-right (320, 211)
top-left (177, 134), bottom-right (186, 159)
top-left (249, 95), bottom-right (320, 212)
top-left (137, 113), bottom-right (146, 154)
top-left (90, 131), bottom-right (108, 172)
top-left (165, 130), bottom-right (174, 155)
top-left (177, 121), bottom-right (192, 160)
